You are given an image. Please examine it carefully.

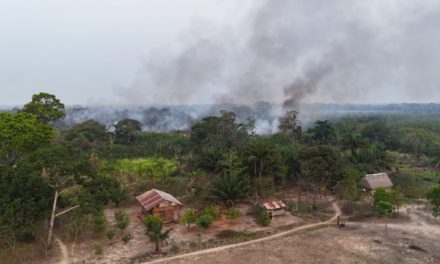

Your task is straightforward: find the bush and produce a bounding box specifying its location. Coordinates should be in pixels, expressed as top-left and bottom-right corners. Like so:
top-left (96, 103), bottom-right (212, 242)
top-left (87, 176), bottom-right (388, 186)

top-left (344, 202), bottom-right (375, 221)
top-left (203, 205), bottom-right (221, 220)
top-left (92, 213), bottom-right (107, 237)
top-left (114, 211), bottom-right (130, 231)
top-left (179, 209), bottom-right (197, 228)
top-left (196, 214), bottom-right (213, 228)
top-left (122, 234), bottom-right (133, 244)
top-left (94, 243), bottom-right (103, 255)
top-left (106, 230), bottom-right (115, 240)
top-left (171, 242), bottom-right (180, 253)
top-left (216, 230), bottom-right (256, 240)
top-left (226, 208), bottom-right (241, 219)
top-left (251, 205), bottom-right (271, 227)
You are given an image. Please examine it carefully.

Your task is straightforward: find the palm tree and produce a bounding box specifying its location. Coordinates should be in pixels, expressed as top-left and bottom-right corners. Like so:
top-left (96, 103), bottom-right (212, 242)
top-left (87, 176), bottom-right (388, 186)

top-left (210, 173), bottom-right (250, 208)
top-left (244, 140), bottom-right (278, 180)
top-left (343, 130), bottom-right (363, 158)
top-left (143, 215), bottom-right (172, 252)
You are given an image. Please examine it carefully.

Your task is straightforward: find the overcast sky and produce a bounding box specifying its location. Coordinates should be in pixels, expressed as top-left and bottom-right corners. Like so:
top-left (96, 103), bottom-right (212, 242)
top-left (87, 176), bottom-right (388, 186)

top-left (1, 0), bottom-right (440, 106)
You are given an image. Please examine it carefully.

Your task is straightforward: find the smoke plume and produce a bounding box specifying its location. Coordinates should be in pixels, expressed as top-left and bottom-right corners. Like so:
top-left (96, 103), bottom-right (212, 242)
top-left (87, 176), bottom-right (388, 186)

top-left (118, 0), bottom-right (440, 109)
top-left (112, 0), bottom-right (440, 131)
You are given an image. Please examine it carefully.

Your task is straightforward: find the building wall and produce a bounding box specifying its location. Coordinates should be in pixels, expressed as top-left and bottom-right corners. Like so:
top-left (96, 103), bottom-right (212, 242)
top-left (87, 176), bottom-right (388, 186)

top-left (152, 205), bottom-right (181, 223)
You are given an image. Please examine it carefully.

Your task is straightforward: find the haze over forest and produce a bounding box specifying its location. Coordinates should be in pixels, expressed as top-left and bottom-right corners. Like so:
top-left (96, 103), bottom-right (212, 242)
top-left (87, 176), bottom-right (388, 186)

top-left (2, 0), bottom-right (440, 107)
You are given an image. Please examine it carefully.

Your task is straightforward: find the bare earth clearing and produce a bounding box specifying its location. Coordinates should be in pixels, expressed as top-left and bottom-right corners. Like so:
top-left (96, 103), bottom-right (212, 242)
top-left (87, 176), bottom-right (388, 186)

top-left (50, 202), bottom-right (439, 264)
top-left (145, 205), bottom-right (440, 264)
top-left (63, 202), bottom-right (304, 264)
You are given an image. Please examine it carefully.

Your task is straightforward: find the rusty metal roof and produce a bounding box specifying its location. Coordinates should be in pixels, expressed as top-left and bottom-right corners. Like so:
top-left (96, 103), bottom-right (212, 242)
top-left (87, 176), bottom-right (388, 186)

top-left (262, 200), bottom-right (287, 210)
top-left (361, 173), bottom-right (393, 190)
top-left (136, 189), bottom-right (183, 212)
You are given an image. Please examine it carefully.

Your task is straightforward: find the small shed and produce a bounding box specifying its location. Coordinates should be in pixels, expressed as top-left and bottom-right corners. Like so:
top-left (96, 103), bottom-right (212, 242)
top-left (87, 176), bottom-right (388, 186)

top-left (361, 173), bottom-right (393, 192)
top-left (262, 200), bottom-right (287, 217)
top-left (136, 189), bottom-right (183, 223)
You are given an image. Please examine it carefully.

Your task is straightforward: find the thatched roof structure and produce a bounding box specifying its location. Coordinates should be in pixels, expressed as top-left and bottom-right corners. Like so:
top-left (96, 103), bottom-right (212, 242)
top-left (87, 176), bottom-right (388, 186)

top-left (361, 173), bottom-right (393, 190)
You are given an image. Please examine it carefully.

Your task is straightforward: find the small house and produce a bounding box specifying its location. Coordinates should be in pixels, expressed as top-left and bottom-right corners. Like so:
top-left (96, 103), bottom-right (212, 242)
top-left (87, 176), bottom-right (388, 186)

top-left (361, 173), bottom-right (393, 192)
top-left (262, 200), bottom-right (287, 217)
top-left (136, 189), bottom-right (183, 223)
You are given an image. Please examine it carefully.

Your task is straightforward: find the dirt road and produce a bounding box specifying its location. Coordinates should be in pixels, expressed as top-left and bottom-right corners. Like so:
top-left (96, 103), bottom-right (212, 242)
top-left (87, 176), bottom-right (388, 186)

top-left (145, 202), bottom-right (341, 264)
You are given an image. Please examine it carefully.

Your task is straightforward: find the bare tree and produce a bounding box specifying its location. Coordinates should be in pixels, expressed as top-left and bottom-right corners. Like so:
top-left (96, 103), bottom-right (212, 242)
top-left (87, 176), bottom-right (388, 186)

top-left (278, 110), bottom-right (302, 145)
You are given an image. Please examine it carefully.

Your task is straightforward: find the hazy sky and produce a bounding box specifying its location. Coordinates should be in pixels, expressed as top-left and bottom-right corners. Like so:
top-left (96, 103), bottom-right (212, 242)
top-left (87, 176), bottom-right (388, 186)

top-left (0, 0), bottom-right (252, 105)
top-left (1, 0), bottom-right (440, 106)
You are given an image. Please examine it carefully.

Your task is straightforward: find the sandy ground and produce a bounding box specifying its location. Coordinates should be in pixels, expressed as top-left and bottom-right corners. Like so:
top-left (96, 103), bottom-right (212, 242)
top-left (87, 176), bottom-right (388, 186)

top-left (148, 206), bottom-right (440, 264)
top-left (66, 203), bottom-right (303, 264)
top-left (51, 201), bottom-right (439, 264)
top-left (156, 226), bottom-right (439, 264)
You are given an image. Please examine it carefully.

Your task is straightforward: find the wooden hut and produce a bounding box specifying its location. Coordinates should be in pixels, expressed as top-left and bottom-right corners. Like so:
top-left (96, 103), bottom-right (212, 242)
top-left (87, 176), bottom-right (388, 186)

top-left (361, 173), bottom-right (393, 192)
top-left (136, 189), bottom-right (183, 223)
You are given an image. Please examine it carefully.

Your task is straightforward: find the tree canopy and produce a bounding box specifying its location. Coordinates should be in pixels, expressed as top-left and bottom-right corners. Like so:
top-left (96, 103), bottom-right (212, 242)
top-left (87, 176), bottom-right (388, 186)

top-left (0, 112), bottom-right (54, 166)
top-left (23, 92), bottom-right (65, 123)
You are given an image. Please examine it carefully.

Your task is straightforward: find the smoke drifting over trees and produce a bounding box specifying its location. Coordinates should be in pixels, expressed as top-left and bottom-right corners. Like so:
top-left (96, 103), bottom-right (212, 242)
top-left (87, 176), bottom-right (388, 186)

top-left (117, 0), bottom-right (440, 108)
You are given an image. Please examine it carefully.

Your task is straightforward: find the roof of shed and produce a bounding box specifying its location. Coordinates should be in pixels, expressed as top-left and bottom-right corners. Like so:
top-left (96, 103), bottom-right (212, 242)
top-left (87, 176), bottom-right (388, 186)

top-left (262, 200), bottom-right (287, 210)
top-left (136, 189), bottom-right (183, 212)
top-left (361, 173), bottom-right (393, 190)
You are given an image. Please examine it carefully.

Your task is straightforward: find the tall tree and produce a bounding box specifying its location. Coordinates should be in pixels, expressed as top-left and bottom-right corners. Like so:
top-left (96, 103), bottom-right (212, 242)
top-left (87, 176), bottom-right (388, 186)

top-left (0, 112), bottom-right (54, 166)
top-left (281, 146), bottom-right (301, 183)
top-left (244, 140), bottom-right (279, 180)
top-left (190, 111), bottom-right (253, 170)
top-left (64, 119), bottom-right (108, 145)
top-left (278, 110), bottom-right (302, 145)
top-left (30, 144), bottom-right (91, 249)
top-left (300, 145), bottom-right (342, 205)
top-left (114, 119), bottom-right (142, 144)
top-left (310, 120), bottom-right (336, 144)
top-left (0, 165), bottom-right (52, 247)
top-left (342, 130), bottom-right (364, 159)
top-left (23, 92), bottom-right (65, 123)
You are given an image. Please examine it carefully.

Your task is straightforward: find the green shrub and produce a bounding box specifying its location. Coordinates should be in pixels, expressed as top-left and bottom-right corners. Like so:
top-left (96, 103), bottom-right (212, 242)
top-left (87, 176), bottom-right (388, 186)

top-left (92, 213), bottom-right (107, 237)
top-left (94, 243), bottom-right (103, 255)
top-left (171, 242), bottom-right (180, 253)
top-left (216, 230), bottom-right (256, 239)
top-left (106, 230), bottom-right (115, 240)
top-left (251, 205), bottom-right (271, 227)
top-left (114, 210), bottom-right (130, 231)
top-left (122, 234), bottom-right (133, 244)
top-left (203, 205), bottom-right (221, 220)
top-left (179, 208), bottom-right (197, 228)
top-left (196, 214), bottom-right (213, 228)
top-left (226, 208), bottom-right (241, 219)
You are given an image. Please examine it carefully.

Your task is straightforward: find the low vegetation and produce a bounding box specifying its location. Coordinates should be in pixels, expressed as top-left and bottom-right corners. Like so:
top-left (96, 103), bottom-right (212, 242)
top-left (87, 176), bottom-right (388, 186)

top-left (251, 205), bottom-right (271, 227)
top-left (216, 230), bottom-right (256, 240)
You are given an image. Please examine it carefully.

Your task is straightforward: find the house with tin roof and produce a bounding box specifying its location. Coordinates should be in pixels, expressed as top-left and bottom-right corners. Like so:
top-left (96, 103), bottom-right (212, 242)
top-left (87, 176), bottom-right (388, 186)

top-left (136, 189), bottom-right (183, 223)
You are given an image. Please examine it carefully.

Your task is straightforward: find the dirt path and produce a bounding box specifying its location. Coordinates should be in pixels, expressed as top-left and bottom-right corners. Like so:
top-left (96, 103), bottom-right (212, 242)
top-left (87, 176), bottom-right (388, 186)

top-left (145, 201), bottom-right (341, 264)
top-left (55, 236), bottom-right (69, 264)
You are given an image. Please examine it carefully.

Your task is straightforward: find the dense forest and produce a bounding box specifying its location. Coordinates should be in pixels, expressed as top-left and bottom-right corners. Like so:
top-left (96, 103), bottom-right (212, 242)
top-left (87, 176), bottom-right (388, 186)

top-left (1, 93), bottom-right (440, 262)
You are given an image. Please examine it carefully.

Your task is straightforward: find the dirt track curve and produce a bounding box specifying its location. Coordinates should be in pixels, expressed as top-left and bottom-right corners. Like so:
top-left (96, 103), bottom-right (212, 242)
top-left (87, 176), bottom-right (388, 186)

top-left (55, 236), bottom-right (69, 264)
top-left (145, 201), bottom-right (341, 264)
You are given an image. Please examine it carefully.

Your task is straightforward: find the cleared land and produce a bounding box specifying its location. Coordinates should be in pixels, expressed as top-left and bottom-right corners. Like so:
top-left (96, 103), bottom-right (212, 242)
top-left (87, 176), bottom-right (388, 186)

top-left (145, 206), bottom-right (440, 264)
